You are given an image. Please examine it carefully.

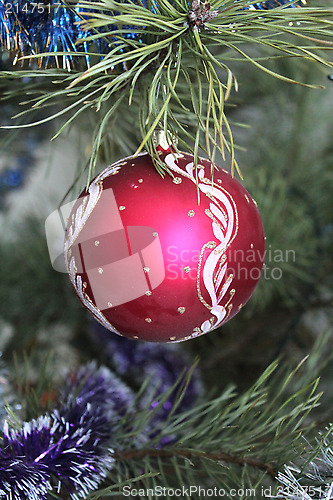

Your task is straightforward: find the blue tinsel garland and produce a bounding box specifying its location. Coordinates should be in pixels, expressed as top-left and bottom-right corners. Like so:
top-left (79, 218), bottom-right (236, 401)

top-left (246, 0), bottom-right (305, 9)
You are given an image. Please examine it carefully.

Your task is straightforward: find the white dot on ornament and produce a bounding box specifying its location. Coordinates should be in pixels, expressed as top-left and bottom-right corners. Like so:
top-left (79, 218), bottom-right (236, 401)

top-left (133, 335), bottom-right (139, 339)
top-left (119, 206), bottom-right (126, 211)
top-left (145, 318), bottom-right (152, 323)
top-left (107, 302), bottom-right (112, 308)
top-left (173, 177), bottom-right (182, 184)
top-left (250, 243), bottom-right (254, 249)
top-left (144, 267), bottom-right (150, 273)
top-left (153, 232), bottom-right (158, 237)
top-left (145, 291), bottom-right (152, 296)
top-left (178, 307), bottom-right (186, 314)
top-left (98, 268), bottom-right (103, 274)
top-left (138, 179), bottom-right (143, 183)
top-left (169, 336), bottom-right (176, 341)
top-left (95, 240), bottom-right (100, 247)
top-left (184, 266), bottom-right (191, 273)
top-left (188, 210), bottom-right (195, 217)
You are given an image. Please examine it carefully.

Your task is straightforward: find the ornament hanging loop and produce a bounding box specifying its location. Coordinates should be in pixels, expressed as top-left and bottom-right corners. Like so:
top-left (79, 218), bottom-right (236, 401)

top-left (153, 130), bottom-right (178, 153)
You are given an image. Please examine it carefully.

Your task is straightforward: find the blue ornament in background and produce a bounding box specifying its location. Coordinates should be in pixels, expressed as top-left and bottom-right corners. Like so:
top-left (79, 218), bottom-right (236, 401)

top-left (0, 94), bottom-right (53, 211)
top-left (0, 138), bottom-right (34, 210)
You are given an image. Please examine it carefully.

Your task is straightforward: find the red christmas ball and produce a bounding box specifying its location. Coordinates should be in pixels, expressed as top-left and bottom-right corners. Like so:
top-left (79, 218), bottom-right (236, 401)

top-left (64, 151), bottom-right (265, 342)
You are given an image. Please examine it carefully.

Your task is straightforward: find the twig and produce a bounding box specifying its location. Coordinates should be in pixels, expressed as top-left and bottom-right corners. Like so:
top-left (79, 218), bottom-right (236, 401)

top-left (113, 448), bottom-right (278, 479)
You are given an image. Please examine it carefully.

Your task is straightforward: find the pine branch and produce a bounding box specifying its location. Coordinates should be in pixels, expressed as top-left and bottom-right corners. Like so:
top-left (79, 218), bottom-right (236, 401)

top-left (1, 0), bottom-right (333, 181)
top-left (100, 357), bottom-right (323, 494)
top-left (2, 334), bottom-right (332, 499)
top-left (113, 448), bottom-right (279, 478)
top-left (276, 426), bottom-right (333, 500)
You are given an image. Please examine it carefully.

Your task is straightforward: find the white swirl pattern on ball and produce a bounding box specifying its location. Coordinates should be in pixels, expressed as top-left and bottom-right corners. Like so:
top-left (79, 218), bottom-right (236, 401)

top-left (64, 162), bottom-right (130, 335)
top-left (68, 256), bottom-right (121, 334)
top-left (64, 181), bottom-right (102, 253)
top-left (164, 153), bottom-right (237, 335)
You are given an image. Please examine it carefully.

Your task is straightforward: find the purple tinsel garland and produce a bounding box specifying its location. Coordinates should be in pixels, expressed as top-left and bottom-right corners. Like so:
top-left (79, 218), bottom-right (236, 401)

top-left (0, 363), bottom-right (133, 499)
top-left (0, 452), bottom-right (51, 500)
top-left (0, 348), bottom-right (202, 499)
